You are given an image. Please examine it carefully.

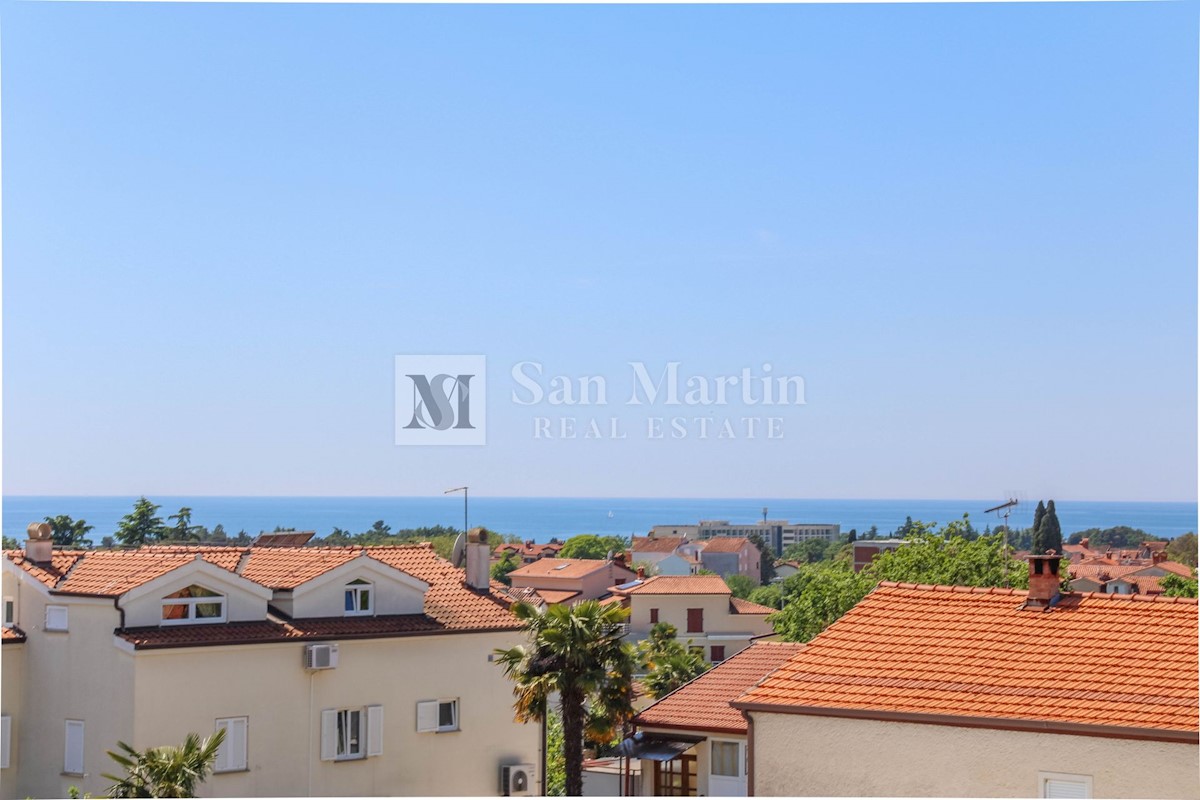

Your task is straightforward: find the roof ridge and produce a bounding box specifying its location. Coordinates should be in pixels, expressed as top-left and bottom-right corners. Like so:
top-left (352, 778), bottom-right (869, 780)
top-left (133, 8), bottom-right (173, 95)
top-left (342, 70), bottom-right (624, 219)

top-left (874, 580), bottom-right (1198, 605)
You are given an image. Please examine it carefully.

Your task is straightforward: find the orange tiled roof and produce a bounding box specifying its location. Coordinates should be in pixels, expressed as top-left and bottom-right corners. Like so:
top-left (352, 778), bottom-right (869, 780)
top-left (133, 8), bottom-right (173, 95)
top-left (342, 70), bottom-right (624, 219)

top-left (623, 575), bottom-right (731, 595)
top-left (6, 550), bottom-right (88, 588)
top-left (734, 582), bottom-right (1199, 734)
top-left (632, 536), bottom-right (687, 554)
top-left (636, 641), bottom-right (805, 734)
top-left (118, 613), bottom-right (447, 649)
top-left (54, 547), bottom-right (244, 595)
top-left (701, 537), bottom-right (753, 554)
top-left (1155, 560), bottom-right (1196, 578)
top-left (2, 626), bottom-right (27, 644)
top-left (536, 589), bottom-right (582, 605)
top-left (730, 597), bottom-right (775, 615)
top-left (509, 557), bottom-right (634, 580)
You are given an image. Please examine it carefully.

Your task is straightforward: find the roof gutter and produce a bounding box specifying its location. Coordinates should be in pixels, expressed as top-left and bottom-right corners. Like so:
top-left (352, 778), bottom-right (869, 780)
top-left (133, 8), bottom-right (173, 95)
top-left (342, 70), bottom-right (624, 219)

top-left (730, 701), bottom-right (1199, 744)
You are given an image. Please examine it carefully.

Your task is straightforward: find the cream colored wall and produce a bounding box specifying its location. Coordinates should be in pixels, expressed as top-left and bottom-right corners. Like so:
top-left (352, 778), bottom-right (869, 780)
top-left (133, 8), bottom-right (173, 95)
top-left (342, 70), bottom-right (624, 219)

top-left (123, 570), bottom-right (269, 628)
top-left (628, 595), bottom-right (772, 658)
top-left (290, 569), bottom-right (424, 618)
top-left (0, 582), bottom-right (136, 800)
top-left (749, 711), bottom-right (1200, 799)
top-left (634, 728), bottom-right (748, 797)
top-left (2, 643), bottom-right (24, 790)
top-left (129, 630), bottom-right (540, 797)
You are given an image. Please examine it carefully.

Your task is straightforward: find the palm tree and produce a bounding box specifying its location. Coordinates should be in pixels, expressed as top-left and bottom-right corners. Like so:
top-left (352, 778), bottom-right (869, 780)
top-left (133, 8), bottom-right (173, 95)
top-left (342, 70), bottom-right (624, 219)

top-left (637, 622), bottom-right (709, 699)
top-left (103, 730), bottom-right (224, 798)
top-left (495, 600), bottom-right (637, 797)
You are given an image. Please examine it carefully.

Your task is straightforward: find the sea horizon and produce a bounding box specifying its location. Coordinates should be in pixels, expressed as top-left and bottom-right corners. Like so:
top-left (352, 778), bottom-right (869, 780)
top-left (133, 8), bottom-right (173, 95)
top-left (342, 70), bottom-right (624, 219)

top-left (5, 495), bottom-right (1196, 543)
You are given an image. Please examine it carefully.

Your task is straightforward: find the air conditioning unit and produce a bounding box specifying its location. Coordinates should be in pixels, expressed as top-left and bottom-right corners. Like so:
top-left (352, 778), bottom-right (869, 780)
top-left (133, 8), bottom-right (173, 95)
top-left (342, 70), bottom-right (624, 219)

top-left (304, 643), bottom-right (339, 670)
top-left (501, 763), bottom-right (534, 797)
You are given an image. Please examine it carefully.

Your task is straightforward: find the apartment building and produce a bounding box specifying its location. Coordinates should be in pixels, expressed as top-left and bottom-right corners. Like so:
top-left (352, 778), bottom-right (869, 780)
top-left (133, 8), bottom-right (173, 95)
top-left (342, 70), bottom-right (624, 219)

top-left (631, 538), bottom-right (760, 582)
top-left (506, 557), bottom-right (636, 606)
top-left (0, 529), bottom-right (539, 799)
top-left (649, 521), bottom-right (840, 555)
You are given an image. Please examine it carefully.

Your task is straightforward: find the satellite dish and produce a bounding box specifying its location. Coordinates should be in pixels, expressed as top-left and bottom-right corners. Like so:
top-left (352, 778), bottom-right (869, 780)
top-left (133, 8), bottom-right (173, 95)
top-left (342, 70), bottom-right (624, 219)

top-left (451, 532), bottom-right (466, 568)
top-left (27, 522), bottom-right (52, 541)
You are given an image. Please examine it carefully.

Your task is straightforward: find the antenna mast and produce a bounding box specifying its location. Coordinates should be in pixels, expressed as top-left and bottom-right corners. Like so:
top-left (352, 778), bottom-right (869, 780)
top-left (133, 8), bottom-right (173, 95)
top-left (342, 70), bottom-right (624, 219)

top-left (984, 498), bottom-right (1019, 587)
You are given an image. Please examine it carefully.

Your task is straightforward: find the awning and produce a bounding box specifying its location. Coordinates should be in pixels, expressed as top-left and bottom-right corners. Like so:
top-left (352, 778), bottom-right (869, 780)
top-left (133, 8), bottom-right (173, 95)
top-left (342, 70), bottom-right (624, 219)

top-left (616, 733), bottom-right (705, 761)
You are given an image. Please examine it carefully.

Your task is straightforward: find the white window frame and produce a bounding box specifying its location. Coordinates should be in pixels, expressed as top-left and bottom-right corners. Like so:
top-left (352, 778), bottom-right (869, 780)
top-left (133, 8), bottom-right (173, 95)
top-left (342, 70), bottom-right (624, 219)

top-left (320, 706), bottom-right (382, 761)
top-left (416, 699), bottom-right (459, 733)
top-left (1039, 771), bottom-right (1093, 799)
top-left (161, 587), bottom-right (227, 626)
top-left (214, 717), bottom-right (248, 773)
top-left (2, 714), bottom-right (11, 769)
top-left (709, 739), bottom-right (743, 779)
top-left (45, 605), bottom-right (68, 632)
top-left (344, 579), bottom-right (373, 617)
top-left (3, 597), bottom-right (13, 628)
top-left (64, 720), bottom-right (84, 775)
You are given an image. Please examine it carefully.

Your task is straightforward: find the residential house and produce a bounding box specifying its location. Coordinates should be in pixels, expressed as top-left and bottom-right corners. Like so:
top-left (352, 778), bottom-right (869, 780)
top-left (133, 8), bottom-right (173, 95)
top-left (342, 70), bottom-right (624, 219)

top-left (607, 575), bottom-right (774, 664)
top-left (851, 539), bottom-right (907, 572)
top-left (1, 528), bottom-right (540, 799)
top-left (493, 539), bottom-right (563, 566)
top-left (632, 538), bottom-right (699, 577)
top-left (772, 561), bottom-right (802, 581)
top-left (507, 557), bottom-right (636, 606)
top-left (696, 538), bottom-right (760, 582)
top-left (649, 521), bottom-right (840, 556)
top-left (732, 556), bottom-right (1199, 798)
top-left (1068, 555), bottom-right (1193, 595)
top-left (627, 641), bottom-right (803, 797)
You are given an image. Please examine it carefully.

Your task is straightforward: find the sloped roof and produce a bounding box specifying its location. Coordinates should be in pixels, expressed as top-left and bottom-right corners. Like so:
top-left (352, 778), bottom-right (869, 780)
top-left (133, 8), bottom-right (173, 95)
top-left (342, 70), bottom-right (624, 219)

top-left (632, 536), bottom-right (687, 554)
top-left (636, 641), bottom-right (805, 734)
top-left (2, 626), bottom-right (26, 644)
top-left (701, 537), bottom-right (753, 554)
top-left (509, 558), bottom-right (633, 580)
top-left (623, 575), bottom-right (731, 595)
top-left (6, 550), bottom-right (88, 588)
top-left (54, 547), bottom-right (245, 595)
top-left (734, 582), bottom-right (1199, 737)
top-left (730, 597), bottom-right (775, 615)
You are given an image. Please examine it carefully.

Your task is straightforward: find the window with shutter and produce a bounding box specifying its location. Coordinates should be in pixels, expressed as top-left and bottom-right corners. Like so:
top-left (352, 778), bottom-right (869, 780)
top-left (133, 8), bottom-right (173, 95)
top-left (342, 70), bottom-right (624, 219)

top-left (1, 715), bottom-right (11, 769)
top-left (1040, 772), bottom-right (1092, 799)
top-left (321, 707), bottom-right (378, 761)
top-left (416, 699), bottom-right (458, 733)
top-left (366, 706), bottom-right (383, 756)
top-left (64, 720), bottom-right (84, 775)
top-left (686, 608), bottom-right (703, 633)
top-left (649, 608), bottom-right (659, 624)
top-left (214, 717), bottom-right (248, 772)
top-left (46, 606), bottom-right (68, 632)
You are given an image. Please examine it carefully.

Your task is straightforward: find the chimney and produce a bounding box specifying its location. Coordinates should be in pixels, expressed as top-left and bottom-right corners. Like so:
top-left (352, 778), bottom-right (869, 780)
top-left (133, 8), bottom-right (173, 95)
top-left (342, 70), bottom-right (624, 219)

top-left (612, 551), bottom-right (627, 568)
top-left (1152, 551), bottom-right (1167, 564)
top-left (24, 522), bottom-right (53, 563)
top-left (1080, 538), bottom-right (1090, 550)
top-left (1025, 550), bottom-right (1063, 609)
top-left (636, 566), bottom-right (646, 580)
top-left (465, 527), bottom-right (491, 591)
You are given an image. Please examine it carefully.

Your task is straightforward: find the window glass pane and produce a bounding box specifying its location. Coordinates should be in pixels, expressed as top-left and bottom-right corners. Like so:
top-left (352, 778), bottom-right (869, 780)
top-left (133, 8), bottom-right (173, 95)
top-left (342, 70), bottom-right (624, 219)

top-left (712, 742), bottom-right (738, 777)
top-left (337, 711), bottom-right (348, 755)
top-left (439, 701), bottom-right (456, 729)
top-left (360, 590), bottom-right (370, 611)
top-left (163, 603), bottom-right (189, 620)
top-left (345, 590), bottom-right (355, 612)
top-left (348, 710), bottom-right (361, 753)
top-left (196, 602), bottom-right (223, 618)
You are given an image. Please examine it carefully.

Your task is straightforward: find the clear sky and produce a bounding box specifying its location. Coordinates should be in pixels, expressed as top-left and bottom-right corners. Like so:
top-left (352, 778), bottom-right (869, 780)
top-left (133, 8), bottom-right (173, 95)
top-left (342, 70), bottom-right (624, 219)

top-left (2, 1), bottom-right (1196, 501)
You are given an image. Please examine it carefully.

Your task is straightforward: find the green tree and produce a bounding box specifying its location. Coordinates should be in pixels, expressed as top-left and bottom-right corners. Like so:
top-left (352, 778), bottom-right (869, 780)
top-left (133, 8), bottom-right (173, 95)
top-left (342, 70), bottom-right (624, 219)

top-left (747, 584), bottom-right (783, 609)
top-left (545, 710), bottom-right (566, 796)
top-left (44, 515), bottom-right (94, 548)
top-left (768, 561), bottom-right (875, 643)
top-left (724, 573), bottom-right (757, 599)
top-left (1032, 500), bottom-right (1062, 555)
top-left (167, 508), bottom-right (198, 542)
top-left (867, 529), bottom-right (1029, 589)
top-left (1160, 573), bottom-right (1198, 598)
top-left (1066, 526), bottom-right (1161, 550)
top-left (494, 601), bottom-right (637, 797)
top-left (1030, 501), bottom-right (1047, 547)
top-left (1166, 533), bottom-right (1197, 568)
top-left (103, 729), bottom-right (225, 798)
top-left (210, 524), bottom-right (228, 543)
top-left (558, 534), bottom-right (629, 560)
top-left (746, 532), bottom-right (776, 583)
top-left (115, 497), bottom-right (167, 547)
top-left (782, 539), bottom-right (832, 564)
top-left (2, 535), bottom-right (18, 550)
top-left (491, 551), bottom-right (520, 586)
top-left (637, 622), bottom-right (709, 699)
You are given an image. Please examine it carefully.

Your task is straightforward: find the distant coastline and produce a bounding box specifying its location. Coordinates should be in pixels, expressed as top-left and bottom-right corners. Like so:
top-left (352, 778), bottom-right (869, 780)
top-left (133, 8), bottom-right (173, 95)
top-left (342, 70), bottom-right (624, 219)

top-left (4, 496), bottom-right (1196, 542)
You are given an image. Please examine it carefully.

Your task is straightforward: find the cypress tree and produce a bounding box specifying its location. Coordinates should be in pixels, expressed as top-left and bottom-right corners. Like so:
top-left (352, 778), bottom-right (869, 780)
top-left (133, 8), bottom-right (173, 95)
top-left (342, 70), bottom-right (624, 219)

top-left (1041, 500), bottom-right (1063, 555)
top-left (1030, 500), bottom-right (1047, 554)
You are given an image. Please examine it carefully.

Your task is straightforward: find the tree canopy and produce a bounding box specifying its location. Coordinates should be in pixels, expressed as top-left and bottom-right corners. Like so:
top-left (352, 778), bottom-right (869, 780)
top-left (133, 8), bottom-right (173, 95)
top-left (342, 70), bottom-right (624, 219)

top-left (44, 515), bottom-right (94, 548)
top-left (723, 573), bottom-right (758, 599)
top-left (104, 730), bottom-right (224, 798)
top-left (1160, 573), bottom-right (1198, 598)
top-left (1166, 533), bottom-right (1198, 568)
top-left (115, 497), bottom-right (168, 547)
top-left (557, 534), bottom-right (629, 560)
top-left (637, 622), bottom-right (709, 699)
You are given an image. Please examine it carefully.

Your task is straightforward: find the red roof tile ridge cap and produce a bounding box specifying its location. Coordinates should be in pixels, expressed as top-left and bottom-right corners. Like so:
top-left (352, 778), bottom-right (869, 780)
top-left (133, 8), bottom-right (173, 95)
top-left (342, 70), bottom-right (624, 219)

top-left (874, 581), bottom-right (1027, 597)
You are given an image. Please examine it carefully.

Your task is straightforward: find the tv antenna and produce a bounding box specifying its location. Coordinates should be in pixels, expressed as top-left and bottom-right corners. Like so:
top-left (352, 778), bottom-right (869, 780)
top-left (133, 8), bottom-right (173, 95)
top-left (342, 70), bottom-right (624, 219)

top-left (984, 497), bottom-right (1019, 586)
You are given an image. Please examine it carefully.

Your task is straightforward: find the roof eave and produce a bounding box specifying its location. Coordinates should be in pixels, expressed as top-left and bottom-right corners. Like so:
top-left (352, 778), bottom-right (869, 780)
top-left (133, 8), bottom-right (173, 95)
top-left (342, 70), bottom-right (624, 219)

top-left (730, 701), bottom-right (1200, 744)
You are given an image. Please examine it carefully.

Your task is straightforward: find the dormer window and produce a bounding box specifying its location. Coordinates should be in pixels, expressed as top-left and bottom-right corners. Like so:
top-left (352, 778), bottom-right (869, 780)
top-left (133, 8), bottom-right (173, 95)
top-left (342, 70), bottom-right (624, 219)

top-left (344, 579), bottom-right (373, 616)
top-left (161, 585), bottom-right (226, 625)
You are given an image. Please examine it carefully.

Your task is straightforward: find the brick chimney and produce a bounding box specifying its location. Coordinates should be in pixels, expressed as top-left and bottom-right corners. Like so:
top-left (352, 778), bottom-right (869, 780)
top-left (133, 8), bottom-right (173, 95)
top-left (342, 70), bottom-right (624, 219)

top-left (1152, 550), bottom-right (1168, 564)
top-left (613, 551), bottom-right (627, 569)
top-left (1080, 537), bottom-right (1090, 550)
top-left (636, 566), bottom-right (646, 580)
top-left (1025, 550), bottom-right (1063, 609)
top-left (465, 527), bottom-right (491, 591)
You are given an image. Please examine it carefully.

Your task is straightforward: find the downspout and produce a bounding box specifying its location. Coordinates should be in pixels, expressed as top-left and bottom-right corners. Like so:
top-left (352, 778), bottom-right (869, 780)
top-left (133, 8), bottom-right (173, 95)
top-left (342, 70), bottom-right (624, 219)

top-left (111, 596), bottom-right (126, 630)
top-left (308, 671), bottom-right (315, 796)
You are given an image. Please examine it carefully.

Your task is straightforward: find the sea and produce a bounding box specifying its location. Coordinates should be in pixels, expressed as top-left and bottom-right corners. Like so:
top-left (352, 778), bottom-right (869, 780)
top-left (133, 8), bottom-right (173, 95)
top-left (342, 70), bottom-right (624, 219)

top-left (3, 496), bottom-right (1196, 543)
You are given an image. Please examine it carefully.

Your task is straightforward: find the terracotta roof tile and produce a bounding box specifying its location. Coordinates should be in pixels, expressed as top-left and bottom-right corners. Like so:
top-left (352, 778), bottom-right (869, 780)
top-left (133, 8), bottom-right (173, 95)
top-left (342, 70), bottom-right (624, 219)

top-left (624, 575), bottom-right (732, 595)
top-left (730, 597), bottom-right (775, 615)
top-left (700, 537), bottom-right (754, 554)
top-left (55, 547), bottom-right (244, 595)
top-left (632, 536), bottom-right (688, 554)
top-left (2, 625), bottom-right (26, 644)
top-left (509, 558), bottom-right (635, 581)
top-left (636, 642), bottom-right (805, 733)
top-left (536, 589), bottom-right (582, 605)
top-left (735, 582), bottom-right (1199, 733)
top-left (117, 613), bottom-right (449, 649)
top-left (5, 550), bottom-right (88, 588)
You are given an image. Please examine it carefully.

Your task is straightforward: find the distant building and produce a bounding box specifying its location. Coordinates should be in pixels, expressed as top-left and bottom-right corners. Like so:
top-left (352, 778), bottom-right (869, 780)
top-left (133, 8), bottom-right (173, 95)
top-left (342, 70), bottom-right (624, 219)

top-left (493, 539), bottom-right (564, 565)
top-left (649, 520), bottom-right (840, 555)
top-left (633, 537), bottom-right (761, 582)
top-left (507, 556), bottom-right (636, 605)
top-left (851, 539), bottom-right (907, 572)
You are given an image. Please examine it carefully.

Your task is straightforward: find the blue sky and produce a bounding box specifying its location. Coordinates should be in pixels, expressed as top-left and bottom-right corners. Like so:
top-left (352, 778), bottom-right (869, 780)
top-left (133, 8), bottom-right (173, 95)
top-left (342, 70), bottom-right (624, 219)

top-left (2, 1), bottom-right (1196, 500)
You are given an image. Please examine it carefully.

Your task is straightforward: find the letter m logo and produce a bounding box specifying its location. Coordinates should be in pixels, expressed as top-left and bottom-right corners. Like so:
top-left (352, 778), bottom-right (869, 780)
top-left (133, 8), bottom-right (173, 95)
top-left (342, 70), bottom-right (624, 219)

top-left (394, 356), bottom-right (487, 445)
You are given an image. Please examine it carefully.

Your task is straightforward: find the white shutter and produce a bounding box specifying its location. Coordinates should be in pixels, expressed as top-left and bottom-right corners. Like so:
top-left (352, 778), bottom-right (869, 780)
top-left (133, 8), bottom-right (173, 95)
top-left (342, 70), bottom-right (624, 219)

top-left (64, 720), bottom-right (84, 774)
top-left (320, 710), bottom-right (337, 761)
top-left (215, 718), bottom-right (247, 772)
top-left (1045, 780), bottom-right (1090, 799)
top-left (366, 706), bottom-right (383, 757)
top-left (416, 700), bottom-right (439, 733)
top-left (46, 606), bottom-right (68, 632)
top-left (1, 715), bottom-right (11, 769)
